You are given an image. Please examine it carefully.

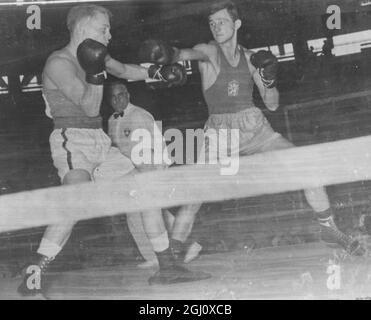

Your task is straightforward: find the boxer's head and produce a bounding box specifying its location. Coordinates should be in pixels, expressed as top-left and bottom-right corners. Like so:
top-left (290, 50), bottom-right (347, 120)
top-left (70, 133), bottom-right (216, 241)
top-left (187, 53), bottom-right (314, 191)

top-left (108, 82), bottom-right (130, 113)
top-left (67, 5), bottom-right (112, 46)
top-left (208, 0), bottom-right (239, 21)
top-left (207, 0), bottom-right (241, 44)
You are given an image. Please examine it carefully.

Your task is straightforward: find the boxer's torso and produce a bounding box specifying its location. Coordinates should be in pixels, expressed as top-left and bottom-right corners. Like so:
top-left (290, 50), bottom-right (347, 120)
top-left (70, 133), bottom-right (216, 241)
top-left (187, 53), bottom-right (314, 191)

top-left (199, 42), bottom-right (256, 115)
top-left (42, 47), bottom-right (102, 129)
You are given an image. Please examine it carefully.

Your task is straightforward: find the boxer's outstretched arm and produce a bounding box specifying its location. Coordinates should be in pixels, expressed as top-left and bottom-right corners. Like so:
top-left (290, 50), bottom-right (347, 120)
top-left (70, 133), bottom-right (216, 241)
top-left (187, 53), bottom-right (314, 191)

top-left (174, 44), bottom-right (211, 62)
top-left (105, 57), bottom-right (150, 81)
top-left (44, 57), bottom-right (102, 117)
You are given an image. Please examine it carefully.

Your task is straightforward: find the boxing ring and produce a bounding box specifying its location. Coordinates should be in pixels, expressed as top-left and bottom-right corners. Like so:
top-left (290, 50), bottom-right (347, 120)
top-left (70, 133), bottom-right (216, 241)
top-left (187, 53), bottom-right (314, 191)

top-left (1, 92), bottom-right (371, 299)
top-left (0, 241), bottom-right (369, 300)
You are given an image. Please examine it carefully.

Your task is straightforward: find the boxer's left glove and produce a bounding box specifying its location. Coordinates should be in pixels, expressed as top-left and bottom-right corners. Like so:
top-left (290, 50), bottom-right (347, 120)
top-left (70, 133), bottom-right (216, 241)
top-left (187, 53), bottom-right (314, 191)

top-left (148, 63), bottom-right (187, 87)
top-left (250, 50), bottom-right (278, 88)
top-left (77, 38), bottom-right (108, 85)
top-left (139, 39), bottom-right (178, 64)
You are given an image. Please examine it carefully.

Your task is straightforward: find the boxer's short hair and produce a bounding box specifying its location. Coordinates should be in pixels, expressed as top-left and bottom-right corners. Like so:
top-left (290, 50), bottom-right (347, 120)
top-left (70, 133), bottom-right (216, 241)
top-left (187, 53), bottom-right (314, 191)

top-left (67, 5), bottom-right (112, 33)
top-left (207, 0), bottom-right (239, 21)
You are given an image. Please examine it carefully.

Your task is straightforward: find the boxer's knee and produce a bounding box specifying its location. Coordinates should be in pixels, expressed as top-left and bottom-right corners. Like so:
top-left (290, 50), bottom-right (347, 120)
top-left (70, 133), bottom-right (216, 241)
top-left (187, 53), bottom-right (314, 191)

top-left (141, 209), bottom-right (166, 237)
top-left (304, 187), bottom-right (330, 212)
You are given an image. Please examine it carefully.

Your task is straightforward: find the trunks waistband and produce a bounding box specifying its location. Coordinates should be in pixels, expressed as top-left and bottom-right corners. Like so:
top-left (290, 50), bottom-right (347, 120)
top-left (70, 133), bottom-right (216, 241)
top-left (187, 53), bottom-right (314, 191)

top-left (53, 117), bottom-right (102, 129)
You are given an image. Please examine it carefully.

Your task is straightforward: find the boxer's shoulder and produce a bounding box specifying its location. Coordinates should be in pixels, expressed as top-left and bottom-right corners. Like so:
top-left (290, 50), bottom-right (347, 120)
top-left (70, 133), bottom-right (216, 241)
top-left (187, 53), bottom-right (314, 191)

top-left (241, 47), bottom-right (257, 72)
top-left (44, 49), bottom-right (76, 75)
top-left (241, 46), bottom-right (254, 58)
top-left (194, 41), bottom-right (217, 57)
top-left (47, 47), bottom-right (73, 62)
top-left (193, 42), bottom-right (218, 73)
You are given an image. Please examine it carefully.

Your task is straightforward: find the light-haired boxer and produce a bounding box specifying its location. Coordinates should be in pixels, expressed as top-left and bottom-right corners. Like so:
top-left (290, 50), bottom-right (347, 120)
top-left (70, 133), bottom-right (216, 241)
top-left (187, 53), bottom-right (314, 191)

top-left (138, 0), bottom-right (365, 256)
top-left (106, 81), bottom-right (202, 267)
top-left (17, 4), bottom-right (209, 297)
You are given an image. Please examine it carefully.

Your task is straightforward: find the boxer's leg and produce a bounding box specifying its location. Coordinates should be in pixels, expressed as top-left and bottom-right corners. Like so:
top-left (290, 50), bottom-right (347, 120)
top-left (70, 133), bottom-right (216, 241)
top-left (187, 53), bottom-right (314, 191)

top-left (18, 129), bottom-right (107, 296)
top-left (38, 169), bottom-right (90, 257)
top-left (163, 208), bottom-right (203, 264)
top-left (169, 204), bottom-right (201, 261)
top-left (96, 148), bottom-right (210, 284)
top-left (126, 212), bottom-right (158, 267)
top-left (94, 147), bottom-right (160, 266)
top-left (141, 206), bottom-right (210, 285)
top-left (167, 131), bottom-right (214, 262)
top-left (163, 209), bottom-right (175, 231)
top-left (258, 135), bottom-right (365, 255)
top-left (171, 204), bottom-right (201, 243)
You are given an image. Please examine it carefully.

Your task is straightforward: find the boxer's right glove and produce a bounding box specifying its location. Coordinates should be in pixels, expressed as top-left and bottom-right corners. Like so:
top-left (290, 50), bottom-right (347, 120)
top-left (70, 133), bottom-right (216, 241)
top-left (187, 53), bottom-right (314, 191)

top-left (139, 39), bottom-right (178, 64)
top-left (77, 38), bottom-right (108, 85)
top-left (148, 63), bottom-right (187, 87)
top-left (250, 50), bottom-right (278, 88)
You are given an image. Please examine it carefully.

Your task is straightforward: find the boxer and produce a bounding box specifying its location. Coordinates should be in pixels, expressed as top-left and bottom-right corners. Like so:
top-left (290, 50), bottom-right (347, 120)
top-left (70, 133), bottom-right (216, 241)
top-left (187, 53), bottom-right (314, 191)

top-left (17, 4), bottom-right (208, 297)
top-left (138, 0), bottom-right (365, 257)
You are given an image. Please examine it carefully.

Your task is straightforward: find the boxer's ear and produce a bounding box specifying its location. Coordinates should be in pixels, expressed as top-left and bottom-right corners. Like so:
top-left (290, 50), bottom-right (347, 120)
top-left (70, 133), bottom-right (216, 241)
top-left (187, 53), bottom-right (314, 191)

top-left (75, 17), bottom-right (89, 41)
top-left (235, 19), bottom-right (242, 30)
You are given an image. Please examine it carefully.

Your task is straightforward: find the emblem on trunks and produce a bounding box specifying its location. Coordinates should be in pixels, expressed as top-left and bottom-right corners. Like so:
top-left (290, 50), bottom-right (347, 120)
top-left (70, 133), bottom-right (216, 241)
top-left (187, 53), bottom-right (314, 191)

top-left (124, 129), bottom-right (131, 137)
top-left (228, 80), bottom-right (239, 96)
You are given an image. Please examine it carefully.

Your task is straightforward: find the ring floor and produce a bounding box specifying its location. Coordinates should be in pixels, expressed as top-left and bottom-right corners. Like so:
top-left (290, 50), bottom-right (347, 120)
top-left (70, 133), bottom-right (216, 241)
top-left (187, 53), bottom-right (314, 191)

top-left (1, 240), bottom-right (371, 300)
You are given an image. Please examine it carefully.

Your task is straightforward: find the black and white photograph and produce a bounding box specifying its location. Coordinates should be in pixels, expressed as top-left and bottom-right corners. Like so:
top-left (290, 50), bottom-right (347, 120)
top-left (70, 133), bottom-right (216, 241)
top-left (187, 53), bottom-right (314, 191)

top-left (0, 0), bottom-right (371, 302)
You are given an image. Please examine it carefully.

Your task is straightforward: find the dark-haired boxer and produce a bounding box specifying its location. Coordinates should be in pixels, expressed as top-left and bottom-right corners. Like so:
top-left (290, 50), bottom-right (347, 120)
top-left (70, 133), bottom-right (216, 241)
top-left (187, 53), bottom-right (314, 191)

top-left (139, 0), bottom-right (365, 257)
top-left (17, 4), bottom-right (209, 297)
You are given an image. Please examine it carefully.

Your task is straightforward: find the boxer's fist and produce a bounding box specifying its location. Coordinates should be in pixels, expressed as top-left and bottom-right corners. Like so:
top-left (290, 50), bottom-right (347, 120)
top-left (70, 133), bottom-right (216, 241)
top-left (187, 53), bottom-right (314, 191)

top-left (250, 50), bottom-right (278, 88)
top-left (139, 39), bottom-right (178, 65)
top-left (77, 38), bottom-right (107, 85)
top-left (148, 63), bottom-right (187, 87)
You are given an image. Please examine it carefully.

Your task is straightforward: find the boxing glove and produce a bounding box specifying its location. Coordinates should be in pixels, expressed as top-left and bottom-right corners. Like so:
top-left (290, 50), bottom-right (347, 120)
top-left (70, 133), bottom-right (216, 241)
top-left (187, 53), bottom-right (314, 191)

top-left (250, 50), bottom-right (278, 88)
top-left (148, 63), bottom-right (187, 87)
top-left (77, 38), bottom-right (108, 85)
top-left (139, 39), bottom-right (178, 65)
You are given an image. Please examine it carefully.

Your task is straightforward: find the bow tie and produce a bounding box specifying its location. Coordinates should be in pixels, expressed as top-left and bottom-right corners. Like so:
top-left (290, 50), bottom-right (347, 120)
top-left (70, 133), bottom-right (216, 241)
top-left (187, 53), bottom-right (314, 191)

top-left (113, 111), bottom-right (124, 119)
